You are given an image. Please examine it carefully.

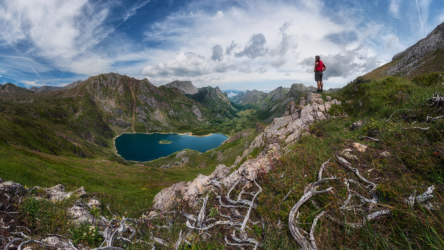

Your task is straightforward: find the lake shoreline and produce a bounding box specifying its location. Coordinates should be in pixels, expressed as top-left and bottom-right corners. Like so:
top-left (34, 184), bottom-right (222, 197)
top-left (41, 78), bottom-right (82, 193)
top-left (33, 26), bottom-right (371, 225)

top-left (112, 131), bottom-right (228, 163)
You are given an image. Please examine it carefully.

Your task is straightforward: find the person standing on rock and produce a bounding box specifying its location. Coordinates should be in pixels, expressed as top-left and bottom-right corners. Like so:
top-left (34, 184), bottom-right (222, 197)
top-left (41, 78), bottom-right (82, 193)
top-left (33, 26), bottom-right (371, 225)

top-left (314, 55), bottom-right (326, 93)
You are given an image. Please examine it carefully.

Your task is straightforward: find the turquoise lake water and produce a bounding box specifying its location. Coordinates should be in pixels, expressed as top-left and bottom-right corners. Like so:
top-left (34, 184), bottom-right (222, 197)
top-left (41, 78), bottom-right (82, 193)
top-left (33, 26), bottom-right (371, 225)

top-left (114, 133), bottom-right (228, 162)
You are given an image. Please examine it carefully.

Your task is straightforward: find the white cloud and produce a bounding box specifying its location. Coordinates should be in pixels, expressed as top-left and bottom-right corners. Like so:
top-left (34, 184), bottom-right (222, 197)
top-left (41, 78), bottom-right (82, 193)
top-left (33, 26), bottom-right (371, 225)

top-left (227, 92), bottom-right (237, 98)
top-left (214, 11), bottom-right (224, 19)
top-left (143, 52), bottom-right (212, 77)
top-left (0, 0), bottom-right (155, 78)
top-left (386, 36), bottom-right (399, 50)
top-left (141, 0), bottom-right (385, 90)
top-left (123, 0), bottom-right (150, 22)
top-left (21, 80), bottom-right (45, 87)
top-left (300, 47), bottom-right (383, 80)
top-left (389, 0), bottom-right (401, 18)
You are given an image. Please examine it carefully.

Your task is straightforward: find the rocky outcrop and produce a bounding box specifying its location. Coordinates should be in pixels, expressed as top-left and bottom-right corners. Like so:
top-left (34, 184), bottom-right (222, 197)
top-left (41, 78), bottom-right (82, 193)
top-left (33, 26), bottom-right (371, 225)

top-left (387, 22), bottom-right (444, 76)
top-left (152, 92), bottom-right (342, 212)
top-left (0, 181), bottom-right (25, 194)
top-left (165, 80), bottom-right (198, 95)
top-left (62, 80), bottom-right (83, 90)
top-left (152, 164), bottom-right (231, 211)
top-left (44, 184), bottom-right (86, 202)
top-left (191, 105), bottom-right (203, 120)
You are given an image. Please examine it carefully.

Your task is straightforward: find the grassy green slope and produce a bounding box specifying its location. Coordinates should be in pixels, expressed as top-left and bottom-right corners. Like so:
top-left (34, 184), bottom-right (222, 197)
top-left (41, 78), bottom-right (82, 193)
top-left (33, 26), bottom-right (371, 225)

top-left (255, 75), bottom-right (444, 249)
top-left (2, 74), bottom-right (444, 249)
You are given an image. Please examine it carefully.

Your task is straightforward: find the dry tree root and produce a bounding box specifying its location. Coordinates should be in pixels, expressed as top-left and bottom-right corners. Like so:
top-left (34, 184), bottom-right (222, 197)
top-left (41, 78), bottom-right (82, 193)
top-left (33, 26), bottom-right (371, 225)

top-left (360, 136), bottom-right (381, 142)
top-left (183, 177), bottom-right (263, 249)
top-left (403, 127), bottom-right (430, 131)
top-left (288, 156), bottom-right (438, 250)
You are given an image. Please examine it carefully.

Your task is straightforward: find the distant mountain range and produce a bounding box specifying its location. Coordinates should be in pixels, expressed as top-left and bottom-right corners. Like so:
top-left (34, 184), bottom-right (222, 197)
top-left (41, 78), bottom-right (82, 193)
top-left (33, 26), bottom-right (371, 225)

top-left (0, 73), bottom-right (238, 157)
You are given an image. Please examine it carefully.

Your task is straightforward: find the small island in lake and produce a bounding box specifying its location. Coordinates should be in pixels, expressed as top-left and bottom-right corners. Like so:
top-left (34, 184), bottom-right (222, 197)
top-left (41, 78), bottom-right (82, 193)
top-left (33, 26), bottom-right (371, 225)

top-left (159, 140), bottom-right (172, 144)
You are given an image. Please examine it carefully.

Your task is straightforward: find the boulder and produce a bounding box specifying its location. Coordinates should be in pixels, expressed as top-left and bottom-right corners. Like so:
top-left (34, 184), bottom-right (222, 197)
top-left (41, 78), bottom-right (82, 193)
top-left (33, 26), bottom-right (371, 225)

top-left (341, 149), bottom-right (358, 160)
top-left (0, 181), bottom-right (25, 194)
top-left (307, 93), bottom-right (323, 104)
top-left (43, 236), bottom-right (78, 250)
top-left (350, 120), bottom-right (365, 130)
top-left (352, 142), bottom-right (368, 152)
top-left (68, 204), bottom-right (95, 224)
top-left (326, 96), bottom-right (332, 101)
top-left (88, 198), bottom-right (101, 207)
top-left (45, 185), bottom-right (87, 202)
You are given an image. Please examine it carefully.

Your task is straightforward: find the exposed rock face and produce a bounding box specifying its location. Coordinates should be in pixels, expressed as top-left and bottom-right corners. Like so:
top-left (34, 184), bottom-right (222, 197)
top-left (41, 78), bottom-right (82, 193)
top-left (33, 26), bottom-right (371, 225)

top-left (115, 119), bottom-right (132, 129)
top-left (192, 105), bottom-right (203, 120)
top-left (165, 80), bottom-right (198, 95)
top-left (63, 80), bottom-right (83, 90)
top-left (193, 86), bottom-right (232, 107)
top-left (152, 93), bottom-right (342, 211)
top-left (30, 86), bottom-right (63, 93)
top-left (387, 22), bottom-right (444, 76)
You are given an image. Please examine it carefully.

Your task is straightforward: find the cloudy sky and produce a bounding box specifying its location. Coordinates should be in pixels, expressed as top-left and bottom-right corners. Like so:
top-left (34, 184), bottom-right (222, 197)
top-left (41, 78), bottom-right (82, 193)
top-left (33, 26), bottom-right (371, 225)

top-left (0, 0), bottom-right (443, 91)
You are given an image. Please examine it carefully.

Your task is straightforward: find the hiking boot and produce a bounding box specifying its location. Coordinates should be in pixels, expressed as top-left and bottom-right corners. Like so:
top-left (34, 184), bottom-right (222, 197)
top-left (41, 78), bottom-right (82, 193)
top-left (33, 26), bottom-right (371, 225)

top-left (320, 89), bottom-right (323, 93)
top-left (316, 89), bottom-right (320, 93)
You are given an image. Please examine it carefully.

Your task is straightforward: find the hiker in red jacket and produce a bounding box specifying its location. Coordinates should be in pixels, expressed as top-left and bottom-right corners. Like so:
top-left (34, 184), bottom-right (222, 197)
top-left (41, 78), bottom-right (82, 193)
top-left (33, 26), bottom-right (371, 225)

top-left (314, 55), bottom-right (326, 93)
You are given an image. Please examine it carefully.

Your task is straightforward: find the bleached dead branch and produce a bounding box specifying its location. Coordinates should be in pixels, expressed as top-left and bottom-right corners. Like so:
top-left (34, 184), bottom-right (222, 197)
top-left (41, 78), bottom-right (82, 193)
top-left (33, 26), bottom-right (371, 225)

top-left (406, 186), bottom-right (435, 208)
top-left (17, 240), bottom-right (47, 250)
top-left (241, 179), bottom-right (262, 232)
top-left (427, 115), bottom-right (444, 122)
top-left (403, 127), bottom-right (430, 131)
top-left (289, 156), bottom-right (393, 249)
top-left (360, 136), bottom-right (381, 142)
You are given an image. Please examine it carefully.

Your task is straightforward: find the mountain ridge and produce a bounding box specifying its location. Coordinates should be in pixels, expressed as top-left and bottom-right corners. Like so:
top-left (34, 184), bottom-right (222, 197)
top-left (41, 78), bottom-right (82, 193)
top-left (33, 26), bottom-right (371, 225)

top-left (164, 80), bottom-right (198, 95)
top-left (364, 21), bottom-right (444, 80)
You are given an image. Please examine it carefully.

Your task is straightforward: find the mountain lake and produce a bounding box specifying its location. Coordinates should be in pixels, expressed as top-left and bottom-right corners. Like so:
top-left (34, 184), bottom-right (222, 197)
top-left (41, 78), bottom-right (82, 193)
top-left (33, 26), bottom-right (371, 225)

top-left (114, 133), bottom-right (228, 162)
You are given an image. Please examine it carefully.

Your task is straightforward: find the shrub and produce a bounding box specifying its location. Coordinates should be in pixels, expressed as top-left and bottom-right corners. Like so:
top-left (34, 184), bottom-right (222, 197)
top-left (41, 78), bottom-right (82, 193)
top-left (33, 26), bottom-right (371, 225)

top-left (69, 223), bottom-right (103, 246)
top-left (412, 72), bottom-right (443, 86)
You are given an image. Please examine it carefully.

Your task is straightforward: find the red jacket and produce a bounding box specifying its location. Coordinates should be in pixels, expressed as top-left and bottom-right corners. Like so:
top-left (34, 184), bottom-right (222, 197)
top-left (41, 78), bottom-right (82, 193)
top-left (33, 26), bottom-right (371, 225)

top-left (315, 60), bottom-right (324, 71)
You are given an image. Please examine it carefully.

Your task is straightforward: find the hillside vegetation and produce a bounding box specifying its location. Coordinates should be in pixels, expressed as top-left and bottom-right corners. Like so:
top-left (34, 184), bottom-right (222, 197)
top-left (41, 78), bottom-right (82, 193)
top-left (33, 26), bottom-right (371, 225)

top-left (1, 21), bottom-right (444, 249)
top-left (1, 73), bottom-right (443, 249)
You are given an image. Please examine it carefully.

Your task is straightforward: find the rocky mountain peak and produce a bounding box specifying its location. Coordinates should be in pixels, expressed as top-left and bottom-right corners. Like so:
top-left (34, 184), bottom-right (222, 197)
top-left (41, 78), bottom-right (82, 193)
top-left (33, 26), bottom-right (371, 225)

top-left (0, 83), bottom-right (33, 96)
top-left (165, 80), bottom-right (198, 95)
top-left (387, 22), bottom-right (444, 76)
